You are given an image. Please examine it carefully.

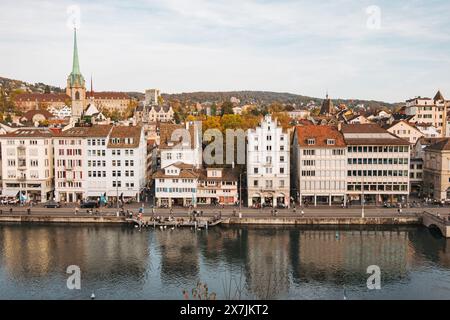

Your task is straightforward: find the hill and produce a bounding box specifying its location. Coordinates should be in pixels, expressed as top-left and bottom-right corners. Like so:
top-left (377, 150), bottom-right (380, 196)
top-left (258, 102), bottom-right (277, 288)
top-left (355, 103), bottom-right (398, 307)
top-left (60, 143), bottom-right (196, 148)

top-left (161, 91), bottom-right (399, 111)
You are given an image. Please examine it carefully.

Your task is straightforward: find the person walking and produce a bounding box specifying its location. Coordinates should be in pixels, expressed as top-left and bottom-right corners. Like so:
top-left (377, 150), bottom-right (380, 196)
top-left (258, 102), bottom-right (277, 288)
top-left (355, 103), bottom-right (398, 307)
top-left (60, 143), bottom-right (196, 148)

top-left (301, 209), bottom-right (305, 217)
top-left (75, 207), bottom-right (79, 215)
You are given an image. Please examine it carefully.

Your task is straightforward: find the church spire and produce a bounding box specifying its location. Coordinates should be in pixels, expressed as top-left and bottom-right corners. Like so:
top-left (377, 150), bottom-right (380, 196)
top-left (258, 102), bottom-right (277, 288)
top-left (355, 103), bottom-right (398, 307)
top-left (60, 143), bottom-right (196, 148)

top-left (72, 28), bottom-right (81, 75)
top-left (67, 28), bottom-right (85, 88)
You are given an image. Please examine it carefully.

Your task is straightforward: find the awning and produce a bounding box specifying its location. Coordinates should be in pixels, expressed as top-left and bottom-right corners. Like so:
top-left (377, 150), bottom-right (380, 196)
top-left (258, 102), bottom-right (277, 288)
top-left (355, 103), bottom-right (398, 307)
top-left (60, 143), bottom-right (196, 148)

top-left (1, 189), bottom-right (19, 197)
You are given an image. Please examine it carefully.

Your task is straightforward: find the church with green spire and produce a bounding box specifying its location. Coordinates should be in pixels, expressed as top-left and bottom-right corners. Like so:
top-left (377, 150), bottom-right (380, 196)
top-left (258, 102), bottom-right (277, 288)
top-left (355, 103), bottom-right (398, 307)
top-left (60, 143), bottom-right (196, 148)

top-left (66, 28), bottom-right (86, 119)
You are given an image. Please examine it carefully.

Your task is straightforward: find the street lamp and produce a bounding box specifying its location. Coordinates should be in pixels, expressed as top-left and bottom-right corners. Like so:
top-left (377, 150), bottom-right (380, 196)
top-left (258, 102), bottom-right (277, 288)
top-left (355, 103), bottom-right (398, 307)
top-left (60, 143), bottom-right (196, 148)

top-left (361, 170), bottom-right (365, 219)
top-left (239, 173), bottom-right (242, 214)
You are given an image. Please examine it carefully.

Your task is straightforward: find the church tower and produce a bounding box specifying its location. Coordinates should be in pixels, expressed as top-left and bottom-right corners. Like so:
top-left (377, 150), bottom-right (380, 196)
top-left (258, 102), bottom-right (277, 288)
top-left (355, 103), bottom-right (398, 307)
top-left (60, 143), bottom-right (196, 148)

top-left (66, 28), bottom-right (86, 119)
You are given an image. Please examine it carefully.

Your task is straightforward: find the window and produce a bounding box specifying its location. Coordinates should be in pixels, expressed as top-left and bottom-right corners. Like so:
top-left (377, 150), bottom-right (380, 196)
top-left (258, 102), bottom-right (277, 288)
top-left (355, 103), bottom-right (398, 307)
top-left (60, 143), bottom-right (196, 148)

top-left (327, 139), bottom-right (335, 145)
top-left (307, 139), bottom-right (315, 145)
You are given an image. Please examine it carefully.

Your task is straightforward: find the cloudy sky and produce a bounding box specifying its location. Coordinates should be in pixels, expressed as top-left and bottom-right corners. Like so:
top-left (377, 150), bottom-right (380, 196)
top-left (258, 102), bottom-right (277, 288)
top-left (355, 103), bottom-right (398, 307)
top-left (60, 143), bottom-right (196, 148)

top-left (0, 0), bottom-right (449, 102)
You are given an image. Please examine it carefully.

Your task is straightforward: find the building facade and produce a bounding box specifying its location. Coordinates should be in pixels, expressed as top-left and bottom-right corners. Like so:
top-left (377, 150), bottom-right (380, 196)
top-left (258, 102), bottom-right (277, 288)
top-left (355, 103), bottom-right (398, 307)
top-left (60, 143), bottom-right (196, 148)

top-left (423, 139), bottom-right (450, 201)
top-left (405, 91), bottom-right (449, 137)
top-left (159, 122), bottom-right (202, 169)
top-left (54, 124), bottom-right (146, 203)
top-left (292, 125), bottom-right (347, 206)
top-left (0, 128), bottom-right (54, 203)
top-left (247, 115), bottom-right (290, 208)
top-left (342, 124), bottom-right (410, 205)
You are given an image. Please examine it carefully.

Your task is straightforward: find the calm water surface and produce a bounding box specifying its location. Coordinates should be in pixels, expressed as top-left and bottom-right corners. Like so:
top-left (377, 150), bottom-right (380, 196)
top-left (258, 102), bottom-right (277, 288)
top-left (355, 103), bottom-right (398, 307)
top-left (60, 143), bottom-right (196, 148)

top-left (0, 223), bottom-right (449, 300)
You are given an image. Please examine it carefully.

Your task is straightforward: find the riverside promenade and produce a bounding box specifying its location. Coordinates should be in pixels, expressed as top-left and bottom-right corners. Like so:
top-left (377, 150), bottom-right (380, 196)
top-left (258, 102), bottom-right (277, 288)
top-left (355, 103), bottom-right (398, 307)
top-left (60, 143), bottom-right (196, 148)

top-left (0, 203), bottom-right (448, 228)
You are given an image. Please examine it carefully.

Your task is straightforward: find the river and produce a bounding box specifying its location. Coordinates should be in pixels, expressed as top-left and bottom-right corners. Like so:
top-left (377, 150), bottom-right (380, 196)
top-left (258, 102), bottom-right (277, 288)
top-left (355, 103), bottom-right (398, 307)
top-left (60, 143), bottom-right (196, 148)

top-left (0, 224), bottom-right (449, 300)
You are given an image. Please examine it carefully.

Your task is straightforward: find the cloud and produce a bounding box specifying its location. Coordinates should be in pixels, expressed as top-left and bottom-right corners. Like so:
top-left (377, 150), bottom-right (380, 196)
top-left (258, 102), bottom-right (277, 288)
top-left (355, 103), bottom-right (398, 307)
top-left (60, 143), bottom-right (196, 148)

top-left (0, 0), bottom-right (449, 102)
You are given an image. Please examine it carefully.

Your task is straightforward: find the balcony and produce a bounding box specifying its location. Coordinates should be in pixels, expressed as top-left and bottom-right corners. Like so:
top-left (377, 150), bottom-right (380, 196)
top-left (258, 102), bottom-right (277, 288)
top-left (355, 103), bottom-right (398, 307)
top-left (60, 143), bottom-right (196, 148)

top-left (17, 176), bottom-right (26, 181)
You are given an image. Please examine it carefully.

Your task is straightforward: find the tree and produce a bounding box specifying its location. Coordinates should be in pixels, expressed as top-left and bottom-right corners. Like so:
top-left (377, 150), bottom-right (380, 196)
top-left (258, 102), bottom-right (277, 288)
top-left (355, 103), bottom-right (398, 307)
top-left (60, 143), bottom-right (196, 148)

top-left (44, 85), bottom-right (51, 94)
top-left (4, 114), bottom-right (12, 123)
top-left (221, 101), bottom-right (234, 115)
top-left (272, 112), bottom-right (291, 130)
top-left (210, 103), bottom-right (217, 116)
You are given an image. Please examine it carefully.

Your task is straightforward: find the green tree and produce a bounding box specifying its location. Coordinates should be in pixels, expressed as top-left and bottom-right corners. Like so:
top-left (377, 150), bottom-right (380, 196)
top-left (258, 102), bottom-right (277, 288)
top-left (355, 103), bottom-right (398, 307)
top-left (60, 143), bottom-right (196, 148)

top-left (221, 101), bottom-right (234, 115)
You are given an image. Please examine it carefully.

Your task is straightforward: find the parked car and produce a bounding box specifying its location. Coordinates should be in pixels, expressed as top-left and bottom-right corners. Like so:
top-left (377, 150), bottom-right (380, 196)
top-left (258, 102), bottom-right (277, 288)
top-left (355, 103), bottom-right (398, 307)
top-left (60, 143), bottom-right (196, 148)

top-left (80, 201), bottom-right (99, 209)
top-left (277, 203), bottom-right (287, 209)
top-left (44, 200), bottom-right (61, 208)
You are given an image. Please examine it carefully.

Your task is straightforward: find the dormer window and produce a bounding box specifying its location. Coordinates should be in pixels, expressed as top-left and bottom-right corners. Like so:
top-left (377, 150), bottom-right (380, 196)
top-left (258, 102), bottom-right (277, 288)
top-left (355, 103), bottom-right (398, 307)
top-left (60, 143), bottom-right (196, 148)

top-left (327, 139), bottom-right (335, 145)
top-left (307, 138), bottom-right (315, 145)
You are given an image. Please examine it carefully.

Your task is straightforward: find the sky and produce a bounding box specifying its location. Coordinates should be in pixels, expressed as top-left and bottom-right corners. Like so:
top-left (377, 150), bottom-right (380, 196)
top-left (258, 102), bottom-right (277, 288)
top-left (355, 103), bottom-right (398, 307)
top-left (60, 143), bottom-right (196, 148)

top-left (0, 0), bottom-right (449, 103)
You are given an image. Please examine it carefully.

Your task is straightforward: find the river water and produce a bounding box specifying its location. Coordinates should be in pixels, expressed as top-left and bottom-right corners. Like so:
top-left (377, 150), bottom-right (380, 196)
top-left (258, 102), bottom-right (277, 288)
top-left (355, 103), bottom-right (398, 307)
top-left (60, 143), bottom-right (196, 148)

top-left (0, 223), bottom-right (449, 300)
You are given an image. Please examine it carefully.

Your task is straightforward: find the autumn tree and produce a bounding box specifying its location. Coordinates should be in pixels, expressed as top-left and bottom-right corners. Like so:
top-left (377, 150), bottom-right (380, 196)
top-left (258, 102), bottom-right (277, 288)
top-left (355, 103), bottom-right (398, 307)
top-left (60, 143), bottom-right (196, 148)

top-left (220, 101), bottom-right (234, 115)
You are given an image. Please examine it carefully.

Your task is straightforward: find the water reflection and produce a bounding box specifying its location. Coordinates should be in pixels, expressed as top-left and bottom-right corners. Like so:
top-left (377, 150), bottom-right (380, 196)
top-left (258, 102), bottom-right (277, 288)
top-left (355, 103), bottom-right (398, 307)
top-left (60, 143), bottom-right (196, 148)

top-left (0, 224), bottom-right (449, 299)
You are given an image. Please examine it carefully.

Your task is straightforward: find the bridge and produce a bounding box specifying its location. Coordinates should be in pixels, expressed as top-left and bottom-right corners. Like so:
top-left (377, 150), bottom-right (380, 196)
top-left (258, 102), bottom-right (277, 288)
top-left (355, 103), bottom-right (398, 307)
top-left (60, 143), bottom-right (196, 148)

top-left (419, 211), bottom-right (450, 237)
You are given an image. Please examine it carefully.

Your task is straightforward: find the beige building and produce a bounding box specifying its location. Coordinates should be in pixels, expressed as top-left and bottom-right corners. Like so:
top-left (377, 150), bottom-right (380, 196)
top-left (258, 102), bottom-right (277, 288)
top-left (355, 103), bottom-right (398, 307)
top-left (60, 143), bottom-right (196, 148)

top-left (405, 91), bottom-right (449, 137)
top-left (14, 93), bottom-right (69, 112)
top-left (135, 105), bottom-right (174, 123)
top-left (0, 128), bottom-right (55, 203)
top-left (423, 139), bottom-right (450, 201)
top-left (292, 125), bottom-right (347, 206)
top-left (386, 120), bottom-right (424, 145)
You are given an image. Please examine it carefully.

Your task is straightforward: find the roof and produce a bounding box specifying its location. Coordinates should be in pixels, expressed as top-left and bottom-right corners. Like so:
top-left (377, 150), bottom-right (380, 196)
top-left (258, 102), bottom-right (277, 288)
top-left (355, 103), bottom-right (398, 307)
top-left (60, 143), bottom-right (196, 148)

top-left (0, 128), bottom-right (55, 138)
top-left (15, 93), bottom-right (69, 102)
top-left (107, 125), bottom-right (142, 148)
top-left (153, 164), bottom-right (199, 179)
top-left (198, 167), bottom-right (239, 182)
top-left (341, 124), bottom-right (409, 146)
top-left (434, 90), bottom-right (445, 101)
top-left (319, 96), bottom-right (335, 116)
top-left (61, 125), bottom-right (112, 137)
top-left (417, 137), bottom-right (447, 146)
top-left (88, 92), bottom-right (130, 100)
top-left (341, 124), bottom-right (387, 134)
top-left (425, 138), bottom-right (450, 152)
top-left (21, 109), bottom-right (54, 121)
top-left (159, 123), bottom-right (196, 149)
top-left (295, 125), bottom-right (346, 148)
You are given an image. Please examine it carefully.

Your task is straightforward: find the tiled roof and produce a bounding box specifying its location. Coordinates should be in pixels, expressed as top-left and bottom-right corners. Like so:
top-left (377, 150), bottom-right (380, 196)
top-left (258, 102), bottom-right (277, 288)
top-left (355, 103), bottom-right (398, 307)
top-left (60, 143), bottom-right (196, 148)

top-left (107, 125), bottom-right (142, 148)
top-left (295, 125), bottom-right (346, 148)
top-left (21, 109), bottom-right (54, 121)
top-left (159, 123), bottom-right (195, 150)
top-left (88, 92), bottom-right (130, 99)
top-left (198, 168), bottom-right (240, 182)
top-left (341, 123), bottom-right (387, 134)
top-left (1, 128), bottom-right (56, 138)
top-left (341, 124), bottom-right (409, 146)
top-left (61, 125), bottom-right (113, 137)
top-left (425, 138), bottom-right (450, 151)
top-left (15, 93), bottom-right (69, 102)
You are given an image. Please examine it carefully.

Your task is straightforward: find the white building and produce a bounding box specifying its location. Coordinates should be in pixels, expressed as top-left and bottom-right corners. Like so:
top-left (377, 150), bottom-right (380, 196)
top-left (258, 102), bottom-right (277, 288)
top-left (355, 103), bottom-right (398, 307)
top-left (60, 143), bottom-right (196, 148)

top-left (106, 125), bottom-right (147, 201)
top-left (159, 122), bottom-right (202, 169)
top-left (247, 115), bottom-right (290, 208)
top-left (145, 89), bottom-right (161, 106)
top-left (342, 124), bottom-right (410, 205)
top-left (54, 125), bottom-right (112, 202)
top-left (292, 125), bottom-right (347, 206)
top-left (54, 124), bottom-right (146, 203)
top-left (0, 128), bottom-right (54, 203)
top-left (48, 105), bottom-right (72, 119)
top-left (153, 162), bottom-right (199, 207)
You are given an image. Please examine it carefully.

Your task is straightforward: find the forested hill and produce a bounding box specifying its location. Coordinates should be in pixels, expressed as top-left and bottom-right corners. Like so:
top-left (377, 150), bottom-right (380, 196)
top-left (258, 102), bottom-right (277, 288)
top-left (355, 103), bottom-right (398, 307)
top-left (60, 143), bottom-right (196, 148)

top-left (162, 91), bottom-right (399, 110)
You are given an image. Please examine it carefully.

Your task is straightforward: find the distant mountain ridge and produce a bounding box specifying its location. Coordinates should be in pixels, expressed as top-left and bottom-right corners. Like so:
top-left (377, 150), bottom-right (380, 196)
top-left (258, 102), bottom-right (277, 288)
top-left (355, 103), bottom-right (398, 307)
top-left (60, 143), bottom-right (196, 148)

top-left (161, 91), bottom-right (400, 110)
top-left (0, 76), bottom-right (399, 110)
